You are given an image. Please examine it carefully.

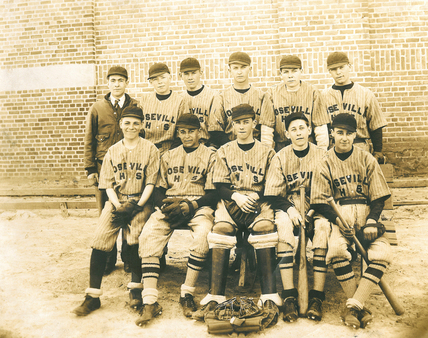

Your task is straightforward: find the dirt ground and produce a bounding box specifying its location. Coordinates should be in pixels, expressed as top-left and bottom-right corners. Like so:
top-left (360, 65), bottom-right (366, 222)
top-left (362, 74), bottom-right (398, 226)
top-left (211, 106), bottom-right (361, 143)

top-left (1, 187), bottom-right (428, 338)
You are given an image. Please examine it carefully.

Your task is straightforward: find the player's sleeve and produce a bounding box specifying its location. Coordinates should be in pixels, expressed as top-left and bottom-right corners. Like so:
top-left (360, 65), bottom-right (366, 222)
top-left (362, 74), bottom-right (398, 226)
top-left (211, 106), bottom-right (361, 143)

top-left (366, 154), bottom-right (391, 202)
top-left (365, 89), bottom-right (387, 131)
top-left (177, 95), bottom-right (188, 118)
top-left (145, 144), bottom-right (161, 185)
top-left (84, 105), bottom-right (98, 173)
top-left (212, 147), bottom-right (231, 184)
top-left (204, 150), bottom-right (216, 190)
top-left (98, 150), bottom-right (115, 190)
top-left (310, 157), bottom-right (334, 205)
top-left (312, 89), bottom-right (331, 126)
top-left (208, 93), bottom-right (226, 132)
top-left (156, 151), bottom-right (170, 189)
top-left (264, 154), bottom-right (287, 196)
top-left (259, 88), bottom-right (275, 128)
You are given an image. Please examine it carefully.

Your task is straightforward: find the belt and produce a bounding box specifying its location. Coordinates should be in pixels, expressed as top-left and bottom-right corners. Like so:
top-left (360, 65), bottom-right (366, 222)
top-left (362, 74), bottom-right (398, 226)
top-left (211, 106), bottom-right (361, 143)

top-left (337, 198), bottom-right (367, 205)
top-left (353, 138), bottom-right (367, 144)
top-left (119, 193), bottom-right (140, 198)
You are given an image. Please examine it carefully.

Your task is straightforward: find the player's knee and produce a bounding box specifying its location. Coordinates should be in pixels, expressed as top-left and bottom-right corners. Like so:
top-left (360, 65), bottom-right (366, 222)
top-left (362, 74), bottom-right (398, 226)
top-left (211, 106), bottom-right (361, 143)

top-left (326, 244), bottom-right (351, 265)
top-left (312, 218), bottom-right (331, 250)
top-left (367, 237), bottom-right (391, 264)
top-left (251, 220), bottom-right (275, 235)
top-left (212, 222), bottom-right (235, 236)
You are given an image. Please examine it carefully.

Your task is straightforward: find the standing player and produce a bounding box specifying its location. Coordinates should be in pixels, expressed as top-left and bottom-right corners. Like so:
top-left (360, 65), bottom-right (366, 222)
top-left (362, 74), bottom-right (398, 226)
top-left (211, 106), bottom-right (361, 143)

top-left (194, 104), bottom-right (281, 328)
top-left (179, 57), bottom-right (218, 145)
top-left (84, 66), bottom-right (139, 274)
top-left (208, 52), bottom-right (274, 149)
top-left (141, 62), bottom-right (188, 156)
top-left (264, 112), bottom-right (330, 322)
top-left (73, 106), bottom-right (160, 316)
top-left (311, 113), bottom-right (391, 328)
top-left (260, 55), bottom-right (330, 151)
top-left (135, 114), bottom-right (217, 326)
top-left (321, 52), bottom-right (387, 162)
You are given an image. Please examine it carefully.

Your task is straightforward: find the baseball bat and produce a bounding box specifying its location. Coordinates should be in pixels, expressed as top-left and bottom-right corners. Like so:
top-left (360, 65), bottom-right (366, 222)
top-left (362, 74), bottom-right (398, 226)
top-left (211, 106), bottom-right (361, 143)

top-left (297, 185), bottom-right (308, 316)
top-left (326, 197), bottom-right (405, 315)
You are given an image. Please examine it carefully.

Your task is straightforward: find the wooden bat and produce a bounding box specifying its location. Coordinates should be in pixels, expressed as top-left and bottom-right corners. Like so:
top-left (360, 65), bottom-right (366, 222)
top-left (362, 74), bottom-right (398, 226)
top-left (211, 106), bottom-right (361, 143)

top-left (326, 197), bottom-right (405, 315)
top-left (297, 185), bottom-right (308, 316)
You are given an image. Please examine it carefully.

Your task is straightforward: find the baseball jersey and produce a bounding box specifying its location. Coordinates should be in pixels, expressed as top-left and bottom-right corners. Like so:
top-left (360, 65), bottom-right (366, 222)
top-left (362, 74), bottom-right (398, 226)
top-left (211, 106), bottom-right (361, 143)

top-left (310, 146), bottom-right (390, 205)
top-left (264, 143), bottom-right (327, 201)
top-left (140, 91), bottom-right (187, 145)
top-left (181, 86), bottom-right (218, 141)
top-left (321, 83), bottom-right (387, 139)
top-left (208, 86), bottom-right (273, 140)
top-left (99, 137), bottom-right (160, 195)
top-left (213, 140), bottom-right (275, 195)
top-left (157, 144), bottom-right (216, 197)
top-left (261, 81), bottom-right (330, 144)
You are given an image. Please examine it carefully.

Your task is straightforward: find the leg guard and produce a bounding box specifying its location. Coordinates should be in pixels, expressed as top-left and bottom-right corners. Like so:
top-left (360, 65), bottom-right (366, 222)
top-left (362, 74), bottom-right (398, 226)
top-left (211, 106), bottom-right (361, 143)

top-left (247, 232), bottom-right (278, 250)
top-left (256, 247), bottom-right (278, 295)
top-left (210, 248), bottom-right (230, 296)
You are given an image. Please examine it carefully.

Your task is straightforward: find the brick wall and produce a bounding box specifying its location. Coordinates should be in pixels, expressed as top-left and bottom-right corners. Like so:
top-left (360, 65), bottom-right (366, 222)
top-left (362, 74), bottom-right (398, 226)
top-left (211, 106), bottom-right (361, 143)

top-left (1, 0), bottom-right (427, 180)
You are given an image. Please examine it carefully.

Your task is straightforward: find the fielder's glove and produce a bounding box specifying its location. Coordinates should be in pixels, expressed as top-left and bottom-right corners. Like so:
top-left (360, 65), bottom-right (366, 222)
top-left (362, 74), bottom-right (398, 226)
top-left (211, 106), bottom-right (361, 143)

top-left (161, 198), bottom-right (196, 229)
top-left (360, 222), bottom-right (386, 242)
top-left (224, 200), bottom-right (261, 227)
top-left (112, 200), bottom-right (138, 226)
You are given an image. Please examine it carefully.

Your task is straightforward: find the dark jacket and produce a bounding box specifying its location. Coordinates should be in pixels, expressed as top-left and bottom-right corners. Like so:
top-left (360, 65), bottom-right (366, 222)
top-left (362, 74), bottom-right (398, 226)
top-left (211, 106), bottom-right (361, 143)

top-left (84, 93), bottom-right (139, 175)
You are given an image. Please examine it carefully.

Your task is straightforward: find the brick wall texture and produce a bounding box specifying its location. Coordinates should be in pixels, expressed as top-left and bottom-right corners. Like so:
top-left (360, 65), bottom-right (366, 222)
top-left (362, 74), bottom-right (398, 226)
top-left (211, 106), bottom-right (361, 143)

top-left (1, 0), bottom-right (427, 179)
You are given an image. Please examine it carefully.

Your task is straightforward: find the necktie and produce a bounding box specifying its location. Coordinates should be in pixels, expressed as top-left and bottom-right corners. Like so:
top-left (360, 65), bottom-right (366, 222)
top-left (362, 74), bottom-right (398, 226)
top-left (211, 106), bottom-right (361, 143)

top-left (114, 99), bottom-right (119, 110)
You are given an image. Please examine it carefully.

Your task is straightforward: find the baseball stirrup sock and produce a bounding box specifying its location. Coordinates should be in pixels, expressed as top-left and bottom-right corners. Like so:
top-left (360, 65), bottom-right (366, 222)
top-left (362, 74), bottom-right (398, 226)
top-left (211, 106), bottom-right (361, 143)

top-left (332, 259), bottom-right (356, 298)
top-left (184, 253), bottom-right (206, 288)
top-left (278, 243), bottom-right (294, 290)
top-left (313, 249), bottom-right (327, 291)
top-left (353, 262), bottom-right (387, 306)
top-left (89, 249), bottom-right (108, 289)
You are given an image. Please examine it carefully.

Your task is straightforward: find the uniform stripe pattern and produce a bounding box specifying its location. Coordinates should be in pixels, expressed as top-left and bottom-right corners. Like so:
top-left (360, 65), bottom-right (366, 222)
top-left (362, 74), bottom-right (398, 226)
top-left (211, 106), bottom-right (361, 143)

top-left (187, 253), bottom-right (206, 272)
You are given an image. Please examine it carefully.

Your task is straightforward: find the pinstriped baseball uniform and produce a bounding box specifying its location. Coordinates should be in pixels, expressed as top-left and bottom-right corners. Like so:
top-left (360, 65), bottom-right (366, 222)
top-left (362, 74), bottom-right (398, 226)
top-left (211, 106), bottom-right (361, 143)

top-left (140, 91), bottom-right (187, 154)
top-left (139, 144), bottom-right (215, 269)
top-left (213, 140), bottom-right (275, 228)
top-left (92, 138), bottom-right (160, 251)
top-left (261, 82), bottom-right (330, 145)
top-left (321, 83), bottom-right (387, 140)
top-left (181, 86), bottom-right (218, 142)
top-left (208, 86), bottom-right (272, 141)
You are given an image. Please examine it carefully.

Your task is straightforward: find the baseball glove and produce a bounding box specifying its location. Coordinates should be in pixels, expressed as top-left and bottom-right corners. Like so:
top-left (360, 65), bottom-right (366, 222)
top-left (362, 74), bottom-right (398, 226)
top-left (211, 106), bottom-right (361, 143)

top-left (161, 198), bottom-right (196, 229)
top-left (359, 222), bottom-right (386, 240)
top-left (112, 200), bottom-right (138, 226)
top-left (224, 200), bottom-right (261, 227)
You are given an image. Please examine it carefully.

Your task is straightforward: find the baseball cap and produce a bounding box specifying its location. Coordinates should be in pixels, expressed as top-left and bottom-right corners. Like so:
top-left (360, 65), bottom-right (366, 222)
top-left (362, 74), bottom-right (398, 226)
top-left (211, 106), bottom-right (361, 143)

top-left (176, 113), bottom-right (201, 129)
top-left (327, 52), bottom-right (350, 70)
top-left (284, 112), bottom-right (309, 130)
top-left (148, 63), bottom-right (170, 80)
top-left (280, 55), bottom-right (302, 70)
top-left (228, 52), bottom-right (251, 66)
top-left (107, 66), bottom-right (128, 80)
top-left (180, 58), bottom-right (201, 72)
top-left (331, 113), bottom-right (356, 132)
top-left (121, 106), bottom-right (143, 121)
top-left (231, 104), bottom-right (255, 121)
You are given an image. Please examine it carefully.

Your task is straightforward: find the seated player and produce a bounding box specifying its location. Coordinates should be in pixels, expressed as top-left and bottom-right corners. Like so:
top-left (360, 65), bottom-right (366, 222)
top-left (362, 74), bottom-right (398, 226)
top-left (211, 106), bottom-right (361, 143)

top-left (193, 104), bottom-right (281, 328)
top-left (311, 113), bottom-right (392, 329)
top-left (264, 112), bottom-right (330, 322)
top-left (135, 114), bottom-right (217, 326)
top-left (72, 106), bottom-right (160, 316)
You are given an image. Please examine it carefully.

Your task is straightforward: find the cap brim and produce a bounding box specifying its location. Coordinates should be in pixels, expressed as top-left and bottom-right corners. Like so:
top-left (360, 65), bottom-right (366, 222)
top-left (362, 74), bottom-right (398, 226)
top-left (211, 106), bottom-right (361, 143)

top-left (180, 67), bottom-right (200, 72)
top-left (229, 61), bottom-right (250, 66)
top-left (147, 71), bottom-right (169, 80)
top-left (176, 123), bottom-right (200, 129)
top-left (121, 114), bottom-right (142, 120)
top-left (280, 65), bottom-right (301, 69)
top-left (107, 73), bottom-right (128, 79)
top-left (332, 124), bottom-right (356, 132)
top-left (327, 62), bottom-right (348, 70)
top-left (232, 113), bottom-right (255, 121)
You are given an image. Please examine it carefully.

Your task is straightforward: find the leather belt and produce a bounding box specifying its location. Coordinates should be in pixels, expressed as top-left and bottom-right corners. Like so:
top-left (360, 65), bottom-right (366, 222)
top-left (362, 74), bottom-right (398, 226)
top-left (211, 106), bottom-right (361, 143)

top-left (337, 198), bottom-right (367, 205)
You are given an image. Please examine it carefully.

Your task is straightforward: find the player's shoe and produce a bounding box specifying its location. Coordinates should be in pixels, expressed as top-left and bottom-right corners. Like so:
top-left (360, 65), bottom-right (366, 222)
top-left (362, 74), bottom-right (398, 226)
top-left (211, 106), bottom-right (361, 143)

top-left (72, 295), bottom-right (101, 316)
top-left (341, 305), bottom-right (360, 329)
top-left (179, 293), bottom-right (197, 318)
top-left (282, 296), bottom-right (298, 322)
top-left (358, 307), bottom-right (373, 329)
top-left (192, 300), bottom-right (218, 322)
top-left (129, 289), bottom-right (142, 310)
top-left (135, 302), bottom-right (163, 326)
top-left (306, 290), bottom-right (325, 321)
top-left (261, 300), bottom-right (279, 328)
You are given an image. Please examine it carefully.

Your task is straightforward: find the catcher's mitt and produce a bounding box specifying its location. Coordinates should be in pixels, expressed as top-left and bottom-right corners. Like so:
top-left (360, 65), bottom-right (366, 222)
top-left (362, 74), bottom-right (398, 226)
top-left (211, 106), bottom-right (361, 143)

top-left (224, 200), bottom-right (261, 227)
top-left (112, 200), bottom-right (138, 226)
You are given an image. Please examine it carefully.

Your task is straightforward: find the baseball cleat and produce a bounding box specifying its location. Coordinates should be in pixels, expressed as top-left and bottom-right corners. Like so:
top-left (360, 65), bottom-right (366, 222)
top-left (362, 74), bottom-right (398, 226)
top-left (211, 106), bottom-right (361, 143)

top-left (129, 289), bottom-right (142, 310)
top-left (72, 295), bottom-right (101, 316)
top-left (341, 305), bottom-right (360, 329)
top-left (358, 307), bottom-right (373, 329)
top-left (307, 297), bottom-right (323, 321)
top-left (179, 293), bottom-right (197, 318)
top-left (282, 297), bottom-right (298, 322)
top-left (192, 300), bottom-right (218, 322)
top-left (135, 302), bottom-right (162, 326)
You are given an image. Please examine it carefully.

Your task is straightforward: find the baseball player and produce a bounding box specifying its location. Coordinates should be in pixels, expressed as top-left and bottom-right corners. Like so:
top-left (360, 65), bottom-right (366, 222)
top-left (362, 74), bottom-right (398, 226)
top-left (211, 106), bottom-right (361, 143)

top-left (135, 114), bottom-right (217, 326)
top-left (84, 66), bottom-right (139, 274)
top-left (141, 62), bottom-right (188, 156)
top-left (193, 104), bottom-right (281, 328)
top-left (321, 52), bottom-right (387, 163)
top-left (208, 52), bottom-right (274, 149)
top-left (179, 57), bottom-right (218, 145)
top-left (260, 55), bottom-right (330, 152)
top-left (73, 106), bottom-right (160, 316)
top-left (310, 113), bottom-right (391, 328)
top-left (264, 112), bottom-right (330, 322)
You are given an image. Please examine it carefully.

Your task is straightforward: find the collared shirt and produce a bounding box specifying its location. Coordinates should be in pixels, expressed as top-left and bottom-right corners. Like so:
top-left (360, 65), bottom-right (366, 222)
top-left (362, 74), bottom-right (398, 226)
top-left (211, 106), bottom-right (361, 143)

top-left (110, 94), bottom-right (126, 108)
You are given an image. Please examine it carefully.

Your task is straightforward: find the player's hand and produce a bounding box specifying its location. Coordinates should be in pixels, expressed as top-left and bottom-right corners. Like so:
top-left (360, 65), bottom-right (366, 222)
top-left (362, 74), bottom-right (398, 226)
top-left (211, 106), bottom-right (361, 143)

top-left (88, 173), bottom-right (99, 185)
top-left (363, 219), bottom-right (378, 241)
top-left (373, 152), bottom-right (385, 164)
top-left (287, 206), bottom-right (303, 228)
top-left (179, 201), bottom-right (190, 216)
top-left (232, 193), bottom-right (258, 213)
top-left (337, 218), bottom-right (355, 239)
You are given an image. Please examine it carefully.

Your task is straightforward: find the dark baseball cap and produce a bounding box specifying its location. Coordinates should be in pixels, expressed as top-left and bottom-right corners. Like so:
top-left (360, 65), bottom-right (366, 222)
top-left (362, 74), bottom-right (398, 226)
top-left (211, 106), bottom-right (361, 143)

top-left (284, 112), bottom-right (309, 130)
top-left (280, 55), bottom-right (302, 70)
top-left (180, 57), bottom-right (201, 72)
top-left (176, 113), bottom-right (201, 129)
top-left (228, 52), bottom-right (251, 66)
top-left (121, 106), bottom-right (143, 121)
top-left (148, 63), bottom-right (170, 80)
top-left (231, 104), bottom-right (255, 121)
top-left (331, 113), bottom-right (356, 132)
top-left (327, 52), bottom-right (350, 70)
top-left (107, 66), bottom-right (128, 80)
